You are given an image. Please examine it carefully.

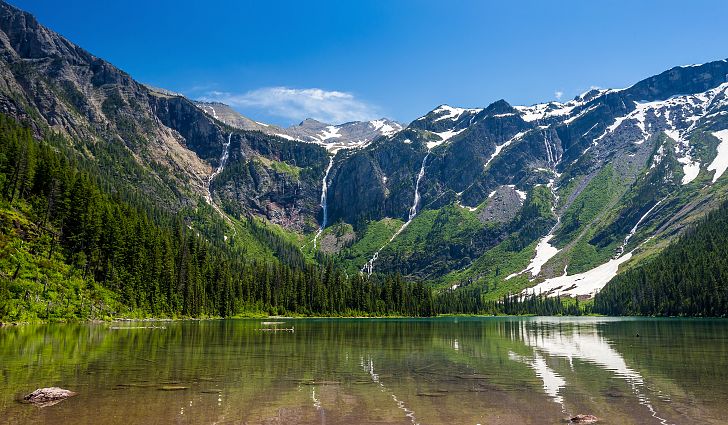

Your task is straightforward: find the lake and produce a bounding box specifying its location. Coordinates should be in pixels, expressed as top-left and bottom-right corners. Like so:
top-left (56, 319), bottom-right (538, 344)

top-left (1, 317), bottom-right (727, 424)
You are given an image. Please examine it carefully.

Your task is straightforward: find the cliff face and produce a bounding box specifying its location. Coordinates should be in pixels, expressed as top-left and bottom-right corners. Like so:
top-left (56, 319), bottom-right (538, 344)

top-left (0, 0), bottom-right (330, 231)
top-left (5, 0), bottom-right (728, 295)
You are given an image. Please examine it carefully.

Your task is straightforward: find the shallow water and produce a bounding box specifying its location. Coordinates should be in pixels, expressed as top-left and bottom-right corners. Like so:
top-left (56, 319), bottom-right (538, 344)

top-left (1, 317), bottom-right (727, 424)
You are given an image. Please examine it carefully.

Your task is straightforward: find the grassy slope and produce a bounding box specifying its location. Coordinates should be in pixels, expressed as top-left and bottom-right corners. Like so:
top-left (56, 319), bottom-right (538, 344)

top-left (337, 218), bottom-right (404, 272)
top-left (550, 164), bottom-right (627, 274)
top-left (0, 202), bottom-right (125, 322)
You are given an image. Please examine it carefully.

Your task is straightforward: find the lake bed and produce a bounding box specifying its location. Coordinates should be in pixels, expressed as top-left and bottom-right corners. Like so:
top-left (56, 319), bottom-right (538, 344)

top-left (1, 317), bottom-right (727, 424)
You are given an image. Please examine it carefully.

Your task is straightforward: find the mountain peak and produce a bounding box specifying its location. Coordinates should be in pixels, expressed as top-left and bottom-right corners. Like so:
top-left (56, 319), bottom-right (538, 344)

top-left (483, 99), bottom-right (514, 115)
top-left (297, 118), bottom-right (328, 129)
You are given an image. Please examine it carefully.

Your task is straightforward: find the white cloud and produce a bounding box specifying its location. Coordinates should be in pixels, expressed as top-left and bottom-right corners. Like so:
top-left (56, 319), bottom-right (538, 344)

top-left (199, 87), bottom-right (379, 124)
top-left (554, 90), bottom-right (564, 100)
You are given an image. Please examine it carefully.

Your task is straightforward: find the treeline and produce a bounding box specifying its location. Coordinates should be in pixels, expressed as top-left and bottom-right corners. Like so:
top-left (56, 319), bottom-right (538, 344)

top-left (594, 200), bottom-right (728, 317)
top-left (434, 287), bottom-right (584, 316)
top-left (0, 116), bottom-right (434, 319)
top-left (0, 115), bottom-right (593, 321)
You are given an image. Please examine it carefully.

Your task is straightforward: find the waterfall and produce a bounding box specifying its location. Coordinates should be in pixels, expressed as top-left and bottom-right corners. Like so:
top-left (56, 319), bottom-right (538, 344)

top-left (409, 150), bottom-right (430, 220)
top-left (204, 132), bottom-right (237, 239)
top-left (543, 130), bottom-right (561, 167)
top-left (207, 132), bottom-right (232, 205)
top-left (313, 155), bottom-right (335, 249)
top-left (362, 149), bottom-right (431, 276)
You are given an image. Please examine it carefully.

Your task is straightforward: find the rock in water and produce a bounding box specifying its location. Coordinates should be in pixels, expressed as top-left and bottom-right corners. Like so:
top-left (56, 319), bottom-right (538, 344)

top-left (23, 387), bottom-right (77, 407)
top-left (159, 385), bottom-right (189, 391)
top-left (569, 414), bottom-right (599, 424)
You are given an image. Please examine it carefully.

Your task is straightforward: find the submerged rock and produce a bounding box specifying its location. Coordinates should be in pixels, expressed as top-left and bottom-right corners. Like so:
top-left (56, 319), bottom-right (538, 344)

top-left (159, 386), bottom-right (189, 391)
top-left (569, 414), bottom-right (599, 424)
top-left (23, 387), bottom-right (77, 407)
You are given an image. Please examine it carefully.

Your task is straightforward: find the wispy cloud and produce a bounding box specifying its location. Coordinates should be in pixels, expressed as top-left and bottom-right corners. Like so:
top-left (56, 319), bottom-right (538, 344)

top-left (199, 87), bottom-right (380, 124)
top-left (554, 90), bottom-right (564, 100)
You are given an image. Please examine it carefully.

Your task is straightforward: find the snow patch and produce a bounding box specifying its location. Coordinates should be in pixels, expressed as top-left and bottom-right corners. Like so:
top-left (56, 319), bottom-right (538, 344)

top-left (428, 128), bottom-right (465, 149)
top-left (679, 159), bottom-right (701, 185)
top-left (370, 119), bottom-right (401, 136)
top-left (524, 235), bottom-right (559, 278)
top-left (650, 144), bottom-right (665, 169)
top-left (664, 130), bottom-right (700, 184)
top-left (525, 253), bottom-right (632, 298)
top-left (484, 131), bottom-right (527, 169)
top-left (456, 201), bottom-right (477, 212)
top-left (708, 129), bottom-right (728, 183)
top-left (275, 133), bottom-right (298, 141)
top-left (319, 125), bottom-right (342, 140)
top-left (431, 105), bottom-right (482, 122)
top-left (563, 104), bottom-right (599, 125)
top-left (514, 101), bottom-right (580, 122)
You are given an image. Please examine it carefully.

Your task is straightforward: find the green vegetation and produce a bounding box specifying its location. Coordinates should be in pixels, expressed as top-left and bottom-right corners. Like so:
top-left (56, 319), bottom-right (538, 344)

top-left (555, 166), bottom-right (619, 245)
top-left (431, 185), bottom-right (557, 297)
top-left (375, 206), bottom-right (494, 277)
top-left (436, 289), bottom-right (585, 315)
top-left (337, 217), bottom-right (403, 271)
top-left (594, 199), bottom-right (728, 316)
top-left (0, 116), bottom-right (438, 321)
top-left (438, 238), bottom-right (536, 300)
top-left (553, 165), bottom-right (628, 273)
top-left (256, 156), bottom-right (302, 179)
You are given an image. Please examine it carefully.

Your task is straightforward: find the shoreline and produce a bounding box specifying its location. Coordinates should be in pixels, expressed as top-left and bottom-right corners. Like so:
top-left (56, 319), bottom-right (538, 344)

top-left (4, 314), bottom-right (728, 326)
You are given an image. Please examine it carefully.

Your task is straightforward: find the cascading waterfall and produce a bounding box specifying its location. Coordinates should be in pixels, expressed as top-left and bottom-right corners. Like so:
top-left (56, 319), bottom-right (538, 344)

top-left (204, 132), bottom-right (237, 239)
top-left (207, 132), bottom-right (232, 206)
top-left (409, 151), bottom-right (429, 220)
top-left (543, 130), bottom-right (561, 167)
top-left (362, 150), bottom-right (431, 276)
top-left (313, 155), bottom-right (335, 249)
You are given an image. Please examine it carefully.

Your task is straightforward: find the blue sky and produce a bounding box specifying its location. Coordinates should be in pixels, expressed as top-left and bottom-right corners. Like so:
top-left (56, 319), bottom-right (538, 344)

top-left (11, 0), bottom-right (728, 126)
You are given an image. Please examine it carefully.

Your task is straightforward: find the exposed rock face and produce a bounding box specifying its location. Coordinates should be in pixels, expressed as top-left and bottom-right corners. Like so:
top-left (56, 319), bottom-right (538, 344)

top-left (23, 387), bottom-right (77, 407)
top-left (4, 0), bottom-right (728, 288)
top-left (479, 185), bottom-right (525, 223)
top-left (0, 0), bottom-right (332, 229)
top-left (318, 224), bottom-right (356, 254)
top-left (0, 1), bottom-right (214, 211)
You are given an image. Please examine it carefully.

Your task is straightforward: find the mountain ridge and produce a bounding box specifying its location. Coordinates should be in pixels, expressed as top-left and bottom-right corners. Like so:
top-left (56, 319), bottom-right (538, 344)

top-left (1, 0), bottom-right (728, 305)
top-left (191, 98), bottom-right (403, 151)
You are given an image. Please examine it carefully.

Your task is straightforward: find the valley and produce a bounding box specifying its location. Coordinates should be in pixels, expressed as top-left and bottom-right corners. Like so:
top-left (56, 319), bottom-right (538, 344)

top-left (0, 0), bottom-right (728, 320)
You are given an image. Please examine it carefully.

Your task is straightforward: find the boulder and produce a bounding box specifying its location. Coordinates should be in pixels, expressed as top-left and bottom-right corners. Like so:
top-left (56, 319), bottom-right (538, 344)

top-left (23, 387), bottom-right (77, 407)
top-left (569, 414), bottom-right (599, 424)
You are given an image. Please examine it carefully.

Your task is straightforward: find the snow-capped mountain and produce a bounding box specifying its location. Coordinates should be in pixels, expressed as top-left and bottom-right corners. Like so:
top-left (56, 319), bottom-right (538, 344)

top-left (320, 59), bottom-right (728, 295)
top-left (193, 101), bottom-right (402, 151)
top-left (1, 0), bottom-right (727, 301)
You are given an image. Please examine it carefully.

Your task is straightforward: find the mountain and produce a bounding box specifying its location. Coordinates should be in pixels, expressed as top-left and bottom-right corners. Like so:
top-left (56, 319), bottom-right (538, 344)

top-left (593, 198), bottom-right (728, 316)
top-left (193, 99), bottom-right (403, 151)
top-left (319, 59), bottom-right (728, 299)
top-left (1, 0), bottom-right (728, 314)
